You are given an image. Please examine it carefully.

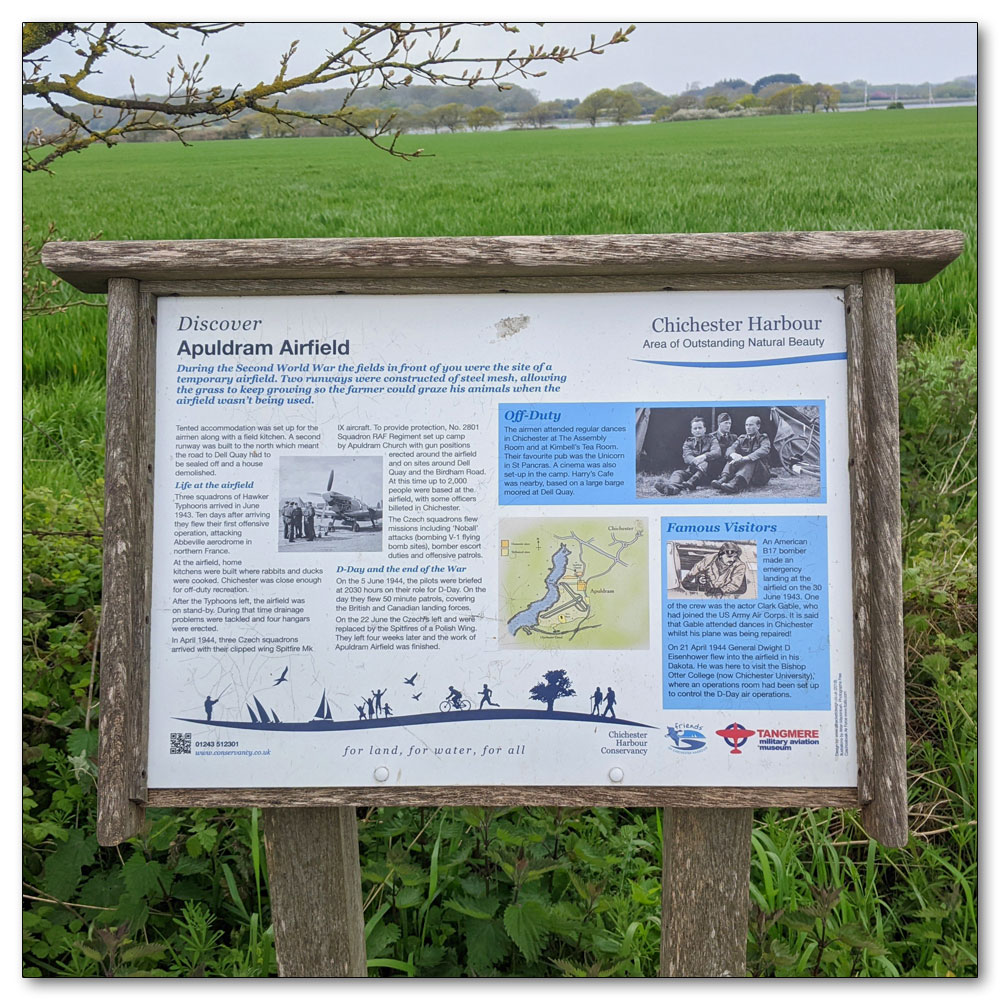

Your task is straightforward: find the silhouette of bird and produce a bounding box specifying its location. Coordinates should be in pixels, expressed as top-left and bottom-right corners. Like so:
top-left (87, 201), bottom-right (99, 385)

top-left (273, 667), bottom-right (289, 686)
top-left (404, 672), bottom-right (418, 686)
top-left (412, 692), bottom-right (422, 701)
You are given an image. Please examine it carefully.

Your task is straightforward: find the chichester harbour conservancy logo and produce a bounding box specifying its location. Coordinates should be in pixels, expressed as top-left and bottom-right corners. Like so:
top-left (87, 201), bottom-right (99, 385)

top-left (665, 724), bottom-right (707, 754)
top-left (716, 722), bottom-right (756, 755)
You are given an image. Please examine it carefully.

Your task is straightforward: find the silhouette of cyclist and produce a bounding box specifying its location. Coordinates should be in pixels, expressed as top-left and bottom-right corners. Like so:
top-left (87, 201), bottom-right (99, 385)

top-left (447, 685), bottom-right (463, 710)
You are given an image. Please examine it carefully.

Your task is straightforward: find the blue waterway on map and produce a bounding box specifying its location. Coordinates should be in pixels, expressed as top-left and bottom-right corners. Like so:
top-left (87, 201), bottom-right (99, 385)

top-left (507, 544), bottom-right (570, 635)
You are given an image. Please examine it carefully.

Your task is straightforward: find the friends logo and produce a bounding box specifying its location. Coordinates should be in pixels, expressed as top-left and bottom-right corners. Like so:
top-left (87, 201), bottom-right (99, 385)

top-left (665, 724), bottom-right (707, 754)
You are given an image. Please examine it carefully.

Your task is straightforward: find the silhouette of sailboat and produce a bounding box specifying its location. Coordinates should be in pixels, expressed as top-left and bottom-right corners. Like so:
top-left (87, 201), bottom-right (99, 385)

top-left (313, 690), bottom-right (334, 722)
top-left (253, 696), bottom-right (271, 724)
top-left (247, 705), bottom-right (258, 724)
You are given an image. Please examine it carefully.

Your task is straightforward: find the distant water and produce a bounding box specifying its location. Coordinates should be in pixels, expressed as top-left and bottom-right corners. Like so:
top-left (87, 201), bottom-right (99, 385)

top-left (415, 100), bottom-right (978, 135)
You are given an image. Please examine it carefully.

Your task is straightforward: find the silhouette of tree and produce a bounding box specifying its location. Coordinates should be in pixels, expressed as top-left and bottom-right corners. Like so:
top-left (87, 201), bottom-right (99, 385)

top-left (520, 99), bottom-right (563, 128)
top-left (467, 104), bottom-right (504, 130)
top-left (605, 88), bottom-right (641, 124)
top-left (529, 669), bottom-right (576, 712)
top-left (426, 102), bottom-right (466, 132)
top-left (573, 87), bottom-right (615, 126)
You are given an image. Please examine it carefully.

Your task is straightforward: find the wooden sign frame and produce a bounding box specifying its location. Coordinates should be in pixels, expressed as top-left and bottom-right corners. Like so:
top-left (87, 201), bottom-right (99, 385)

top-left (44, 230), bottom-right (963, 976)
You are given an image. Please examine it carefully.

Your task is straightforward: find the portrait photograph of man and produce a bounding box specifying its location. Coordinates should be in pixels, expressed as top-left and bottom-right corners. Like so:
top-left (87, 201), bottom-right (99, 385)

top-left (665, 539), bottom-right (759, 601)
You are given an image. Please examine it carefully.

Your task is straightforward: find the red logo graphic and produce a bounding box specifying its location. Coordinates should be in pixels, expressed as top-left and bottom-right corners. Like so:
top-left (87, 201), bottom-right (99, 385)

top-left (715, 722), bottom-right (756, 754)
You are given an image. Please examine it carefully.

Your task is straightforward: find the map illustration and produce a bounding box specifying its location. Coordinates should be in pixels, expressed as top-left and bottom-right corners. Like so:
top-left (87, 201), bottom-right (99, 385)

top-left (499, 517), bottom-right (649, 650)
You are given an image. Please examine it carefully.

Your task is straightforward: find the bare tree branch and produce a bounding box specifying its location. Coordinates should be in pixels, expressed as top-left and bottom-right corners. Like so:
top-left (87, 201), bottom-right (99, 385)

top-left (22, 220), bottom-right (103, 316)
top-left (23, 22), bottom-right (635, 170)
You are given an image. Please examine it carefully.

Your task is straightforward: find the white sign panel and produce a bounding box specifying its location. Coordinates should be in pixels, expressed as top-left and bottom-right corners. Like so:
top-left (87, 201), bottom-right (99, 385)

top-left (147, 289), bottom-right (855, 789)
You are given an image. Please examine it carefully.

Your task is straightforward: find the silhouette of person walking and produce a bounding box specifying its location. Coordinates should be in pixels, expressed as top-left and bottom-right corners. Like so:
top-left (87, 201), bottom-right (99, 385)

top-left (204, 694), bottom-right (221, 721)
top-left (478, 684), bottom-right (499, 709)
top-left (602, 687), bottom-right (617, 718)
top-left (592, 687), bottom-right (603, 716)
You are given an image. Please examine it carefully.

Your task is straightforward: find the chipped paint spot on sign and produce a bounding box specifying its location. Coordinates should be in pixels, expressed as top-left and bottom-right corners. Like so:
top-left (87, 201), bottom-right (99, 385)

top-left (495, 315), bottom-right (530, 338)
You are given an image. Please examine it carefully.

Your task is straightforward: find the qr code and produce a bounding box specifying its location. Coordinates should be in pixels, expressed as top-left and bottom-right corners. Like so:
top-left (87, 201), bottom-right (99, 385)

top-left (170, 732), bottom-right (192, 755)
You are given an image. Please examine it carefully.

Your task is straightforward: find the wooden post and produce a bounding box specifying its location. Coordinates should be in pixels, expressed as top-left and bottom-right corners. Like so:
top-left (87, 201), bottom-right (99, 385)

top-left (98, 278), bottom-right (155, 845)
top-left (859, 268), bottom-right (909, 847)
top-left (846, 284), bottom-right (875, 807)
top-left (263, 807), bottom-right (367, 977)
top-left (660, 807), bottom-right (753, 977)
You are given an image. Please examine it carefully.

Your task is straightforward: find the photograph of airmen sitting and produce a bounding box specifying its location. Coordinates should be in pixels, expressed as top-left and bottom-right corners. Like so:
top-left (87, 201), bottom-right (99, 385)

top-left (665, 539), bottom-right (759, 600)
top-left (711, 413), bottom-right (770, 495)
top-left (278, 455), bottom-right (383, 554)
top-left (635, 404), bottom-right (822, 500)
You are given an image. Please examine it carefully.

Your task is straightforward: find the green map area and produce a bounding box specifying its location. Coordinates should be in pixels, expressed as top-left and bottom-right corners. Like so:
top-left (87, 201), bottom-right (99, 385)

top-left (499, 517), bottom-right (649, 650)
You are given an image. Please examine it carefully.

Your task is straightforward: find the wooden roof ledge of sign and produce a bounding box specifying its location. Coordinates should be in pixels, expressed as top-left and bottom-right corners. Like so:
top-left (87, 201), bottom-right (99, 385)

top-left (42, 230), bottom-right (965, 293)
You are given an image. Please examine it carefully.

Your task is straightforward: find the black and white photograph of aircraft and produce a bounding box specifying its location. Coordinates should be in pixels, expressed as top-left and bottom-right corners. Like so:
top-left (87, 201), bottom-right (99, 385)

top-left (278, 455), bottom-right (384, 553)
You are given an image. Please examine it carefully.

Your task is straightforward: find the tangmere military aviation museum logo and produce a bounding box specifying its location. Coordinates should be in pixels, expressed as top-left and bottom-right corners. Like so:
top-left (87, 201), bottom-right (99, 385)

top-left (715, 722), bottom-right (756, 755)
top-left (665, 724), bottom-right (707, 754)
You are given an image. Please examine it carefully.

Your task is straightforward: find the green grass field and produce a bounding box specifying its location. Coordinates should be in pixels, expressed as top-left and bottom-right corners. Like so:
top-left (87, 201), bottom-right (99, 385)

top-left (23, 108), bottom-right (977, 976)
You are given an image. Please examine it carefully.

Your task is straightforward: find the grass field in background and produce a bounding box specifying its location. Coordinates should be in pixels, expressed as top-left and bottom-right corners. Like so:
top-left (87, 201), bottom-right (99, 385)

top-left (23, 106), bottom-right (977, 976)
top-left (22, 109), bottom-right (978, 492)
top-left (23, 108), bottom-right (977, 245)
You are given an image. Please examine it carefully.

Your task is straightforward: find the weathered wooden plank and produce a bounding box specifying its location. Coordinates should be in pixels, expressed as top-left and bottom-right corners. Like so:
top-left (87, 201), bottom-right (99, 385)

top-left (141, 271), bottom-right (864, 297)
top-left (98, 278), bottom-right (148, 845)
top-left (660, 807), bottom-right (753, 977)
top-left (845, 284), bottom-right (874, 807)
top-left (263, 807), bottom-right (366, 977)
top-left (131, 287), bottom-right (156, 809)
top-left (859, 269), bottom-right (908, 847)
top-left (147, 786), bottom-right (857, 808)
top-left (42, 230), bottom-right (965, 293)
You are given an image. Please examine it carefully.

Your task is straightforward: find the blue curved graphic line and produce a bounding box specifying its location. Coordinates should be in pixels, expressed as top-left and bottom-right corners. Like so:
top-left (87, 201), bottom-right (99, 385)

top-left (630, 352), bottom-right (847, 369)
top-left (175, 708), bottom-right (655, 732)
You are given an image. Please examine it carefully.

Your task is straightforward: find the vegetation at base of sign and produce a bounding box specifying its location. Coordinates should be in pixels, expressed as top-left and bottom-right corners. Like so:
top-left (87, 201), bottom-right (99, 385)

top-left (23, 106), bottom-right (976, 976)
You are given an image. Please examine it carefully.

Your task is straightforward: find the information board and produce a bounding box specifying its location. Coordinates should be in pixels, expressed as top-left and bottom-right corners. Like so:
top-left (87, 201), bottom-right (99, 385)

top-left (149, 287), bottom-right (855, 790)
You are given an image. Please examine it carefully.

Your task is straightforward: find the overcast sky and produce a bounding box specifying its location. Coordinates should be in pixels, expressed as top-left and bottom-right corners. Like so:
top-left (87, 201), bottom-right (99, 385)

top-left (25, 22), bottom-right (977, 105)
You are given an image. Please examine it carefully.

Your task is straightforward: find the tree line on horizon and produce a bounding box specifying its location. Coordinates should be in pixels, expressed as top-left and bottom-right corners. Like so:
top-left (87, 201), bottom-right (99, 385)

top-left (22, 72), bottom-right (977, 145)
